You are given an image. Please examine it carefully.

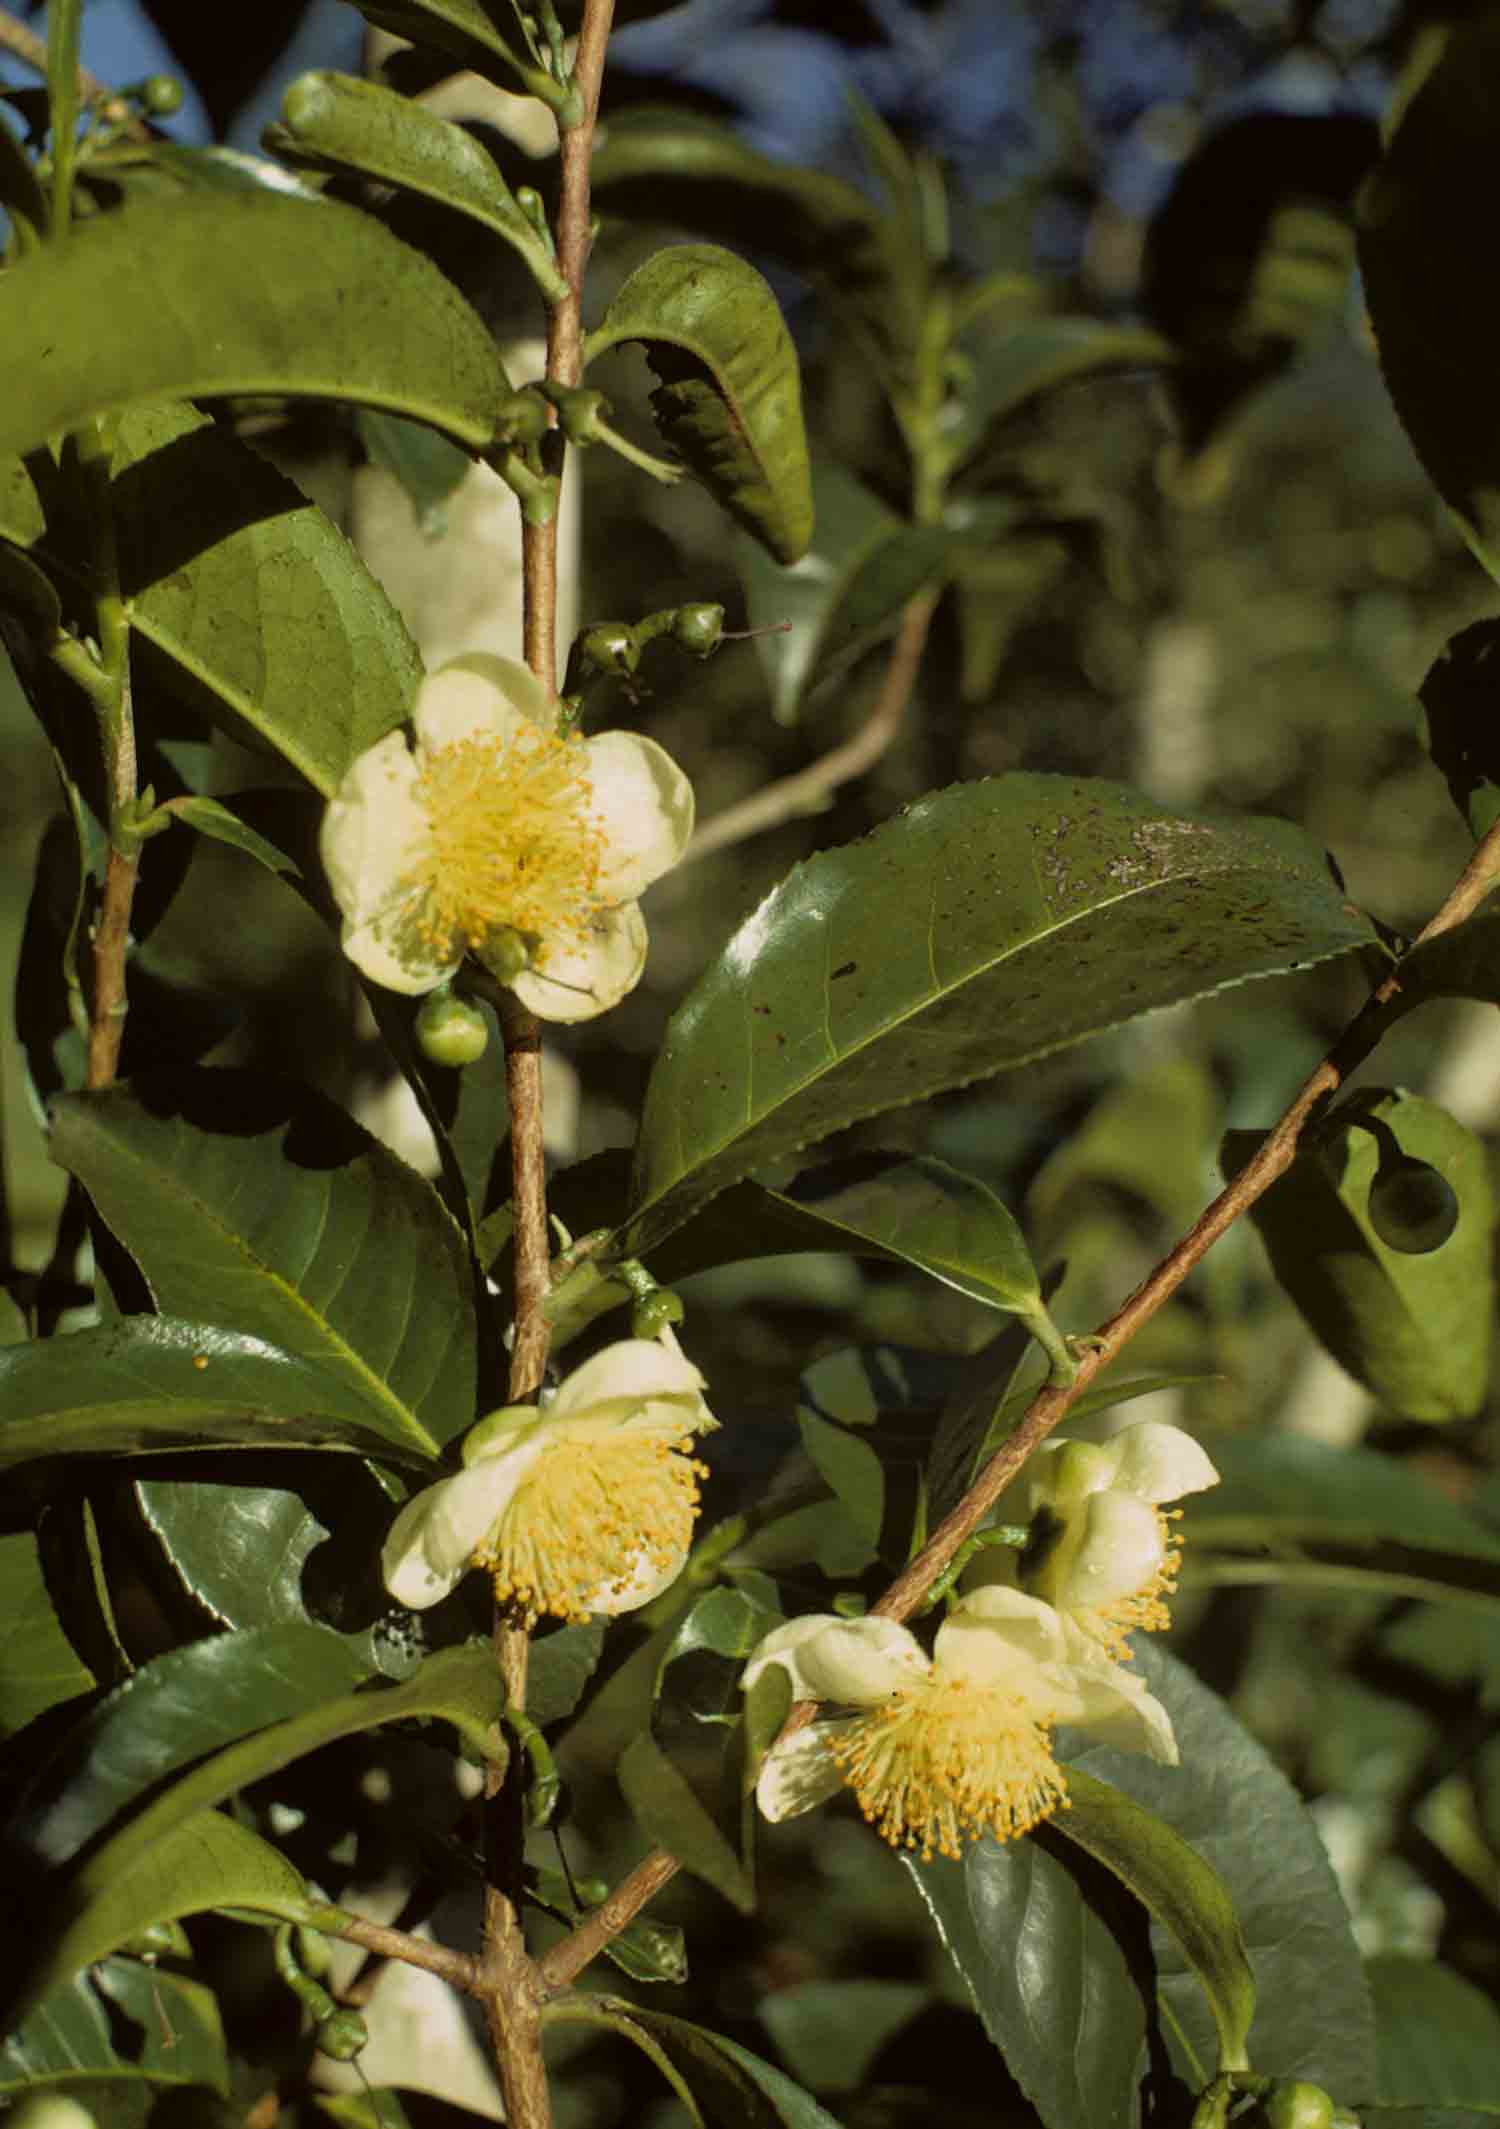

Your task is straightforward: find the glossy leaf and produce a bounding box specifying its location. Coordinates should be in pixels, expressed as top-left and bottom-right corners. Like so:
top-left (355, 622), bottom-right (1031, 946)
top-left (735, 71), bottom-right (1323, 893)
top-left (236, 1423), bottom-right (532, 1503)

top-left (29, 1810), bottom-right (325, 2006)
top-left (0, 1959), bottom-right (229, 2098)
top-left (1359, 15), bottom-right (1500, 582)
top-left (529, 1622), bottom-right (606, 1727)
top-left (0, 1318), bottom-right (423, 1468)
top-left (617, 1730), bottom-right (754, 1912)
top-left (19, 1646), bottom-right (505, 2004)
top-left (167, 798), bottom-right (299, 877)
top-left (0, 401), bottom-right (423, 799)
top-left (348, 0), bottom-right (550, 89)
top-left (1074, 1641), bottom-right (1376, 2098)
top-left (49, 1071), bottom-right (476, 1455)
top-left (660, 1587), bottom-right (782, 1674)
top-left (1385, 905), bottom-right (1500, 1018)
top-left (1417, 620), bottom-right (1500, 839)
top-left (587, 243), bottom-right (813, 563)
top-left (577, 2001), bottom-right (851, 2129)
top-left (905, 1830), bottom-right (1148, 2129)
top-left (1182, 1435), bottom-right (1500, 1615)
top-left (16, 1623), bottom-right (376, 1869)
top-left (0, 191), bottom-right (503, 461)
top-left (591, 109), bottom-right (924, 367)
top-left (628, 776), bottom-right (1378, 1252)
top-left (786, 1154), bottom-right (1041, 1313)
top-left (1223, 1089), bottom-right (1495, 1421)
top-left (269, 70), bottom-right (567, 300)
top-left (1368, 1955), bottom-right (1500, 2108)
top-left (0, 1530), bottom-right (96, 1738)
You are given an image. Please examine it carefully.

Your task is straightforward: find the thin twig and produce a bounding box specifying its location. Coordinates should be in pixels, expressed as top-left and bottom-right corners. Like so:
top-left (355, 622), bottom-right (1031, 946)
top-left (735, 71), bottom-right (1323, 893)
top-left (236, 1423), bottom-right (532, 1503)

top-left (0, 6), bottom-right (151, 136)
top-left (330, 1913), bottom-right (480, 1992)
top-left (685, 590), bottom-right (940, 865)
top-left (535, 813), bottom-right (1500, 1982)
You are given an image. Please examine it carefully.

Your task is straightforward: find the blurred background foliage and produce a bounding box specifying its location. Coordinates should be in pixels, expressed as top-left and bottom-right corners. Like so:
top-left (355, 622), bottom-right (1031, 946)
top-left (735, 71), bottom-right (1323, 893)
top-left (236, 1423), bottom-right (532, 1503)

top-left (4, 1), bottom-right (1500, 2122)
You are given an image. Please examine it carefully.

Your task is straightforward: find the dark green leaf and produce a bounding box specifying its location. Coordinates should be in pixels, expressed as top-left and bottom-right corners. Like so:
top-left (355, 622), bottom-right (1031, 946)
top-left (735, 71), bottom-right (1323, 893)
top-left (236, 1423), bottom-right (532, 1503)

top-left (617, 1730), bottom-right (754, 1912)
top-left (1183, 1435), bottom-right (1500, 1614)
top-left (950, 319), bottom-right (1174, 466)
top-left (528, 1621), bottom-right (606, 1728)
top-left (1418, 621), bottom-right (1500, 839)
top-left (1368, 1955), bottom-right (1500, 2108)
top-left (797, 1409), bottom-right (884, 1554)
top-left (1359, 17), bottom-right (1500, 584)
top-left (1385, 906), bottom-right (1500, 1018)
top-left (1074, 1641), bottom-right (1376, 2098)
top-left (356, 409), bottom-right (472, 535)
top-left (786, 1154), bottom-right (1041, 1313)
top-left (628, 776), bottom-right (1378, 1251)
top-left (0, 1529), bottom-right (96, 1738)
top-left (587, 243), bottom-right (812, 563)
top-left (50, 1071), bottom-right (476, 1455)
top-left (0, 1959), bottom-right (229, 2097)
top-left (661, 1587), bottom-right (782, 1672)
top-left (166, 798), bottom-right (299, 877)
top-left (16, 1623), bottom-right (375, 1868)
top-left (757, 1979), bottom-right (929, 2097)
top-left (347, 0), bottom-right (547, 89)
top-left (1222, 1090), bottom-right (1495, 1422)
top-left (591, 109), bottom-right (923, 368)
top-left (905, 1831), bottom-right (1149, 2129)
top-left (0, 190), bottom-right (503, 461)
top-left (269, 71), bottom-right (567, 300)
top-left (0, 1318), bottom-right (423, 1468)
top-left (1363, 2112), bottom-right (1500, 2128)
top-left (573, 2001), bottom-right (851, 2129)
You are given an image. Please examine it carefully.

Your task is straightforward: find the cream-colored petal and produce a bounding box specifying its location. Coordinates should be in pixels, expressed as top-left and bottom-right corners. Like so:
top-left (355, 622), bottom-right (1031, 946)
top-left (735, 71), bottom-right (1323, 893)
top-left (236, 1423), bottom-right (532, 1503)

top-left (461, 1403), bottom-right (547, 1465)
top-left (584, 1531), bottom-right (691, 1615)
top-left (583, 731), bottom-right (695, 900)
top-left (749, 1614), bottom-right (930, 1706)
top-left (320, 731), bottom-right (427, 921)
top-left (342, 908), bottom-right (458, 996)
top-left (1051, 1491), bottom-right (1166, 1612)
top-left (381, 1448), bottom-right (538, 1610)
top-left (548, 1337), bottom-right (707, 1423)
top-left (937, 1585), bottom-right (1072, 1684)
top-left (511, 902), bottom-right (647, 1023)
top-left (1056, 1629), bottom-right (1179, 1765)
top-left (741, 1615), bottom-right (845, 1696)
top-left (1096, 1421), bottom-right (1219, 1504)
top-left (412, 653), bottom-right (555, 754)
top-left (756, 1721), bottom-right (855, 1822)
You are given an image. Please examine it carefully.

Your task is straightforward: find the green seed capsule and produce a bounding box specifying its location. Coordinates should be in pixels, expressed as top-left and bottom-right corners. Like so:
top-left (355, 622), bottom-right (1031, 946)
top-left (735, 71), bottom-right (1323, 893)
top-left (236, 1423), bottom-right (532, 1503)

top-left (415, 991), bottom-right (489, 1067)
top-left (141, 73), bottom-right (184, 115)
top-left (1367, 1156), bottom-right (1461, 1253)
top-left (1259, 2081), bottom-right (1337, 2129)
top-left (672, 603), bottom-right (724, 657)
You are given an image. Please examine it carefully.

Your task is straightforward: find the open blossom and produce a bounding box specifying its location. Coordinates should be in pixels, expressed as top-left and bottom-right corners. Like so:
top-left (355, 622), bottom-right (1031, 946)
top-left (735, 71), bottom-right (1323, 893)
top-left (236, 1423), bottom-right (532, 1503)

top-left (382, 1338), bottom-right (716, 1623)
top-left (981, 1421), bottom-right (1220, 1663)
top-left (320, 654), bottom-right (694, 1022)
top-left (741, 1586), bottom-right (1177, 1861)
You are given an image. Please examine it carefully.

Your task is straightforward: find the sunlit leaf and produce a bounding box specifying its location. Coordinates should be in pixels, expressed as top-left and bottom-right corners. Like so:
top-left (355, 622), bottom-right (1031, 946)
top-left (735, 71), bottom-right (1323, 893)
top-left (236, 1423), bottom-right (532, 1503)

top-left (587, 243), bottom-right (812, 563)
top-left (629, 776), bottom-right (1378, 1251)
top-left (0, 1959), bottom-right (229, 2098)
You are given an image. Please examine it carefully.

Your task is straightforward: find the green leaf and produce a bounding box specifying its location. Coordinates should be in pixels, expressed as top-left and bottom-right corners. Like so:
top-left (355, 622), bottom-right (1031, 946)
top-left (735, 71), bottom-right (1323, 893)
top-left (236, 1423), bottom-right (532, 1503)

top-left (591, 109), bottom-right (923, 369)
top-left (529, 1622), bottom-right (606, 1728)
top-left (950, 318), bottom-right (1174, 466)
top-left (1074, 1641), bottom-right (1376, 2098)
top-left (0, 1318), bottom-right (423, 1468)
top-left (0, 1959), bottom-right (229, 2098)
top-left (586, 243), bottom-right (812, 564)
top-left (1363, 2112), bottom-right (1500, 2129)
top-left (1417, 621), bottom-right (1500, 839)
top-left (567, 2001), bottom-right (851, 2129)
top-left (757, 1979), bottom-right (929, 2098)
top-left (905, 1830), bottom-right (1149, 2129)
top-left (0, 190), bottom-right (503, 462)
top-left (1358, 16), bottom-right (1500, 583)
top-left (797, 1408), bottom-right (885, 1555)
top-left (616, 1730), bottom-right (755, 1912)
top-left (628, 776), bottom-right (1378, 1252)
top-left (1368, 1955), bottom-right (1500, 2108)
top-left (19, 1645), bottom-right (505, 2004)
top-left (1222, 1089), bottom-right (1496, 1422)
top-left (1384, 905), bottom-right (1500, 1018)
top-left (16, 1623), bottom-right (376, 1869)
top-left (1182, 1435), bottom-right (1500, 1615)
top-left (269, 71), bottom-right (567, 301)
top-left (50, 1070), bottom-right (477, 1456)
top-left (786, 1154), bottom-right (1041, 1314)
top-left (347, 0), bottom-right (550, 92)
top-left (356, 408), bottom-right (472, 535)
top-left (165, 798), bottom-right (299, 877)
top-left (0, 1530), bottom-right (96, 1738)
top-left (660, 1587), bottom-right (782, 1674)
top-left (1, 400), bottom-right (424, 799)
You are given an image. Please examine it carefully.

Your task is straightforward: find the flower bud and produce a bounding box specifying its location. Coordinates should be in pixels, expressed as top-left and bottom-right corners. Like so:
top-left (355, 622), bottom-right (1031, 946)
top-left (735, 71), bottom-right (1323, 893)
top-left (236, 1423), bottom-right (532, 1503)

top-left (1257, 2082), bottom-right (1337, 2129)
top-left (415, 990), bottom-right (489, 1067)
top-left (672, 603), bottom-right (725, 657)
top-left (141, 73), bottom-right (184, 114)
top-left (7, 2100), bottom-right (100, 2129)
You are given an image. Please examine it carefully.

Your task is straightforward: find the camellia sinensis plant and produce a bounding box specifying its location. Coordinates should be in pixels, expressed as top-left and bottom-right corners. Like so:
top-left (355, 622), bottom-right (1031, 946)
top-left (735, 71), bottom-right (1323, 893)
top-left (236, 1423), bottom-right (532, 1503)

top-left (3, 4), bottom-right (1500, 2127)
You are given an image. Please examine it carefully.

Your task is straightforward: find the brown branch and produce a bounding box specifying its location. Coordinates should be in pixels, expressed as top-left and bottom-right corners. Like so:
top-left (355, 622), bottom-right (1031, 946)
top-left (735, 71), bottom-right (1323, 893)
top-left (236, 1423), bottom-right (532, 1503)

top-left (685, 590), bottom-right (940, 865)
top-left (0, 6), bottom-right (150, 135)
top-left (85, 838), bottom-right (137, 1087)
top-left (535, 816), bottom-right (1500, 1985)
top-left (330, 1912), bottom-right (479, 1992)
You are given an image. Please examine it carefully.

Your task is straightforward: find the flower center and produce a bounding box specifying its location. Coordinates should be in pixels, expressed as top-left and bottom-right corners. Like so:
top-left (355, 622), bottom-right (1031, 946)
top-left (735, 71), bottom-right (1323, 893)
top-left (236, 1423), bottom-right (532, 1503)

top-left (827, 1672), bottom-right (1069, 1860)
top-left (473, 1432), bottom-right (706, 1625)
top-left (1073, 1506), bottom-right (1183, 1665)
top-left (400, 723), bottom-right (606, 969)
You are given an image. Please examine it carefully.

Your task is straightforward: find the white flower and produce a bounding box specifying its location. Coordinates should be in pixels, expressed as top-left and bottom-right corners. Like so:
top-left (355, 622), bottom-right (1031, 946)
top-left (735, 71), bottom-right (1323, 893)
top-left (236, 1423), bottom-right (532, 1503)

top-left (742, 1585), bottom-right (1177, 1860)
top-left (382, 1337), bottom-right (716, 1622)
top-left (982, 1421), bottom-right (1220, 1663)
top-left (321, 654), bottom-right (694, 1022)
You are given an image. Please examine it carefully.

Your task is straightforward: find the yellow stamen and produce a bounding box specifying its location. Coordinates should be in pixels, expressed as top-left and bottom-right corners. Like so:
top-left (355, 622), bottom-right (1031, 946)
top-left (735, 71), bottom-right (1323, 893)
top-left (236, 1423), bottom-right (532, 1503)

top-left (828, 1672), bottom-right (1069, 1860)
top-left (474, 1433), bottom-right (706, 1625)
top-left (1073, 1506), bottom-right (1183, 1665)
top-left (399, 723), bottom-right (606, 968)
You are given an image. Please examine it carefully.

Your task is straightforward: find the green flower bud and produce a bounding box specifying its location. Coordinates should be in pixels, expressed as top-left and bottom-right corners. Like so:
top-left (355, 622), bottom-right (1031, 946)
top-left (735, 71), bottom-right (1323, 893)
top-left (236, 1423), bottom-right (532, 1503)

top-left (415, 990), bottom-right (490, 1068)
top-left (580, 624), bottom-right (640, 679)
top-left (631, 1287), bottom-right (685, 1339)
top-left (141, 73), bottom-right (184, 115)
top-left (476, 926), bottom-right (533, 988)
top-left (1258, 2081), bottom-right (1337, 2129)
top-left (1367, 1156), bottom-right (1460, 1253)
top-left (672, 603), bottom-right (724, 657)
top-left (315, 2008), bottom-right (369, 2062)
top-left (7, 2099), bottom-right (100, 2129)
